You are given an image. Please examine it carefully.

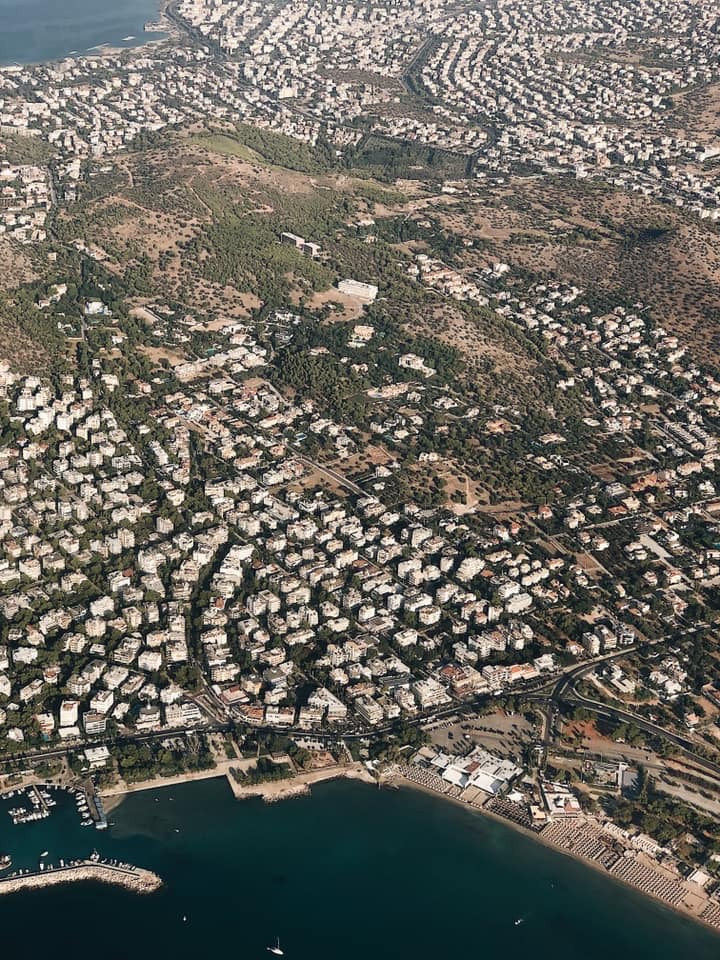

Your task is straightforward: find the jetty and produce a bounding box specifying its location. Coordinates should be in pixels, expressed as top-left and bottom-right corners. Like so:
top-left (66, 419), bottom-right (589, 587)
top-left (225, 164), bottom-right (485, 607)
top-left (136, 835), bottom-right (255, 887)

top-left (84, 780), bottom-right (108, 830)
top-left (0, 859), bottom-right (162, 896)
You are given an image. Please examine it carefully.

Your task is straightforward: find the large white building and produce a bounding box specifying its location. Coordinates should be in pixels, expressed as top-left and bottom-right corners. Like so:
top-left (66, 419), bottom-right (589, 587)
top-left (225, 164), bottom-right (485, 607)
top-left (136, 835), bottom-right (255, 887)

top-left (424, 745), bottom-right (522, 795)
top-left (338, 279), bottom-right (378, 302)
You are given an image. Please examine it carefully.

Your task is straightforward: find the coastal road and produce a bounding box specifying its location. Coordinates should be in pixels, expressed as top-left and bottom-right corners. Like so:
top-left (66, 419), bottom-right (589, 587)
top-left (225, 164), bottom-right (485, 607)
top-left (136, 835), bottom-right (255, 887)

top-left (561, 686), bottom-right (720, 780)
top-left (0, 723), bottom-right (231, 772)
top-left (0, 654), bottom-right (644, 771)
top-left (523, 630), bottom-right (712, 762)
top-left (525, 645), bottom-right (647, 747)
top-left (531, 622), bottom-right (707, 708)
top-left (0, 632), bottom-right (708, 774)
top-left (523, 628), bottom-right (720, 780)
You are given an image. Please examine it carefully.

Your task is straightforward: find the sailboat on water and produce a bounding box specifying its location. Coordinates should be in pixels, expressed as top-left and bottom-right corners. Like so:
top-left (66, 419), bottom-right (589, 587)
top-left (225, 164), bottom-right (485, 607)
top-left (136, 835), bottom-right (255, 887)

top-left (267, 938), bottom-right (284, 956)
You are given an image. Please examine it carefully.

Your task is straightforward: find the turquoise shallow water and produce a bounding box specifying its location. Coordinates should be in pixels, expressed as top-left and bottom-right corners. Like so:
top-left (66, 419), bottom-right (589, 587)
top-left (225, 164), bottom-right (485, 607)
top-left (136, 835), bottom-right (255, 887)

top-left (0, 777), bottom-right (719, 959)
top-left (0, 0), bottom-right (164, 65)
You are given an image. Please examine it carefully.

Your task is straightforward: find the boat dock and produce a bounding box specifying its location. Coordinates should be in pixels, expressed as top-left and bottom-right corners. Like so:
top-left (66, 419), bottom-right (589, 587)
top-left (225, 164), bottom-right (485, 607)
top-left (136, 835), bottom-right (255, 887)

top-left (84, 781), bottom-right (108, 830)
top-left (0, 858), bottom-right (162, 896)
top-left (5, 785), bottom-right (56, 825)
top-left (3, 782), bottom-right (109, 830)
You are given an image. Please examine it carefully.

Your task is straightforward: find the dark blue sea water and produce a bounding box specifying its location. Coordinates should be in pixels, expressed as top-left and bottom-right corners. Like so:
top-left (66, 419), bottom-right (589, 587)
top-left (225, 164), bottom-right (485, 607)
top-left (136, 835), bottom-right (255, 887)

top-left (0, 777), bottom-right (718, 959)
top-left (0, 0), bottom-right (164, 66)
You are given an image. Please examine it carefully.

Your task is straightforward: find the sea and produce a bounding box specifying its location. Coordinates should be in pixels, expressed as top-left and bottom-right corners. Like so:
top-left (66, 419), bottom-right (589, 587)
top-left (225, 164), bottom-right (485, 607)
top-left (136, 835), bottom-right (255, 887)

top-left (0, 777), bottom-right (718, 959)
top-left (0, 0), bottom-right (164, 66)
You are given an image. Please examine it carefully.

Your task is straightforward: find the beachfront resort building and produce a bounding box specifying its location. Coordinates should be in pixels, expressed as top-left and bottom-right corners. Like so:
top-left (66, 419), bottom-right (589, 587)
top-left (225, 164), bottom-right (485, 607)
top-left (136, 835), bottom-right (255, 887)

top-left (419, 745), bottom-right (522, 795)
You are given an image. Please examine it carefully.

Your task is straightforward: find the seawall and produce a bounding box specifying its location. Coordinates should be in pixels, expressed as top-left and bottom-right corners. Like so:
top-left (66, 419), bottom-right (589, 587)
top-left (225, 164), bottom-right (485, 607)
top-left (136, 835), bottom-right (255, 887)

top-left (0, 860), bottom-right (162, 896)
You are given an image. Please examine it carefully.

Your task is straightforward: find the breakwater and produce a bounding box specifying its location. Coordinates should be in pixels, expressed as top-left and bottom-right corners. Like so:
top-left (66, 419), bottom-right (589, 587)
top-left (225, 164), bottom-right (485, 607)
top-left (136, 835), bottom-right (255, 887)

top-left (2, 778), bottom-right (720, 960)
top-left (0, 859), bottom-right (162, 896)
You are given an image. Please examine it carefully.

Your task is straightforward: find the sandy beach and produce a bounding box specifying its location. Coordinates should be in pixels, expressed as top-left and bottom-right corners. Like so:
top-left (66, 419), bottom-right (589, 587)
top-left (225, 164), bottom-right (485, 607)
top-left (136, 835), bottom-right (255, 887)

top-left (385, 769), bottom-right (720, 937)
top-left (92, 757), bottom-right (720, 937)
top-left (4, 756), bottom-right (720, 938)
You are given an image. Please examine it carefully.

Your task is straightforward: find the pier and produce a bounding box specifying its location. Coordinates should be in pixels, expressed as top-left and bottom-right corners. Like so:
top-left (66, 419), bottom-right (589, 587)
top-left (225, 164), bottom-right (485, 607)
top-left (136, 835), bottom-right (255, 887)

top-left (84, 781), bottom-right (108, 830)
top-left (0, 859), bottom-right (163, 896)
top-left (6, 785), bottom-right (53, 825)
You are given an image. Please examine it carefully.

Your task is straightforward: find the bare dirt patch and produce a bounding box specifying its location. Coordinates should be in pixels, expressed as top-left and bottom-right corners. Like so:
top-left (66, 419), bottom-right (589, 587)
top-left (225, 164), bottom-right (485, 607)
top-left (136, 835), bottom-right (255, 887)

top-left (0, 239), bottom-right (40, 289)
top-left (139, 345), bottom-right (187, 367)
top-left (422, 178), bottom-right (720, 367)
top-left (305, 288), bottom-right (366, 320)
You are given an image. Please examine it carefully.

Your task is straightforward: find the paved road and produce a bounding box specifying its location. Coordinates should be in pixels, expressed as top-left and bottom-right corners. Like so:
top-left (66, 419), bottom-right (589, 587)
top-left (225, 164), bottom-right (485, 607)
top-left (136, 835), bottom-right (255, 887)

top-left (522, 631), bottom-right (720, 780)
top-left (564, 686), bottom-right (720, 780)
top-left (296, 456), bottom-right (366, 497)
top-left (523, 631), bottom-right (719, 771)
top-left (2, 631), bottom-right (712, 778)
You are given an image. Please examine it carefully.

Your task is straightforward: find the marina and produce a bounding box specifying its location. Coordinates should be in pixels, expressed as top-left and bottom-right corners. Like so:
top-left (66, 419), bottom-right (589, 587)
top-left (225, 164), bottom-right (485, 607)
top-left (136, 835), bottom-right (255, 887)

top-left (0, 853), bottom-right (162, 897)
top-left (6, 785), bottom-right (56, 825)
top-left (0, 777), bottom-right (719, 960)
top-left (3, 784), bottom-right (107, 831)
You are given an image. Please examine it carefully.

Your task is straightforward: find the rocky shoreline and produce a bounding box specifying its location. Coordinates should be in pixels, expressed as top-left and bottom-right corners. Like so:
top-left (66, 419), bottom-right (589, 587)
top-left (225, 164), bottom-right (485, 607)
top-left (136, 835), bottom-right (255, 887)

top-left (226, 761), bottom-right (376, 802)
top-left (0, 860), bottom-right (163, 896)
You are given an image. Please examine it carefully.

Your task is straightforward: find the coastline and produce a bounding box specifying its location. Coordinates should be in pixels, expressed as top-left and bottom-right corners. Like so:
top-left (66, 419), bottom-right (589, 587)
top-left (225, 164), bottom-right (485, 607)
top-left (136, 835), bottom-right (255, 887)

top-left (101, 761), bottom-right (236, 810)
top-left (226, 762), bottom-right (376, 802)
top-left (4, 761), bottom-right (720, 944)
top-left (386, 771), bottom-right (720, 939)
top-left (98, 758), bottom-right (720, 935)
top-left (100, 760), bottom-right (376, 810)
top-left (0, 860), bottom-right (162, 897)
top-left (8, 761), bottom-right (720, 936)
top-left (0, 0), bottom-right (171, 69)
top-left (3, 764), bottom-right (719, 960)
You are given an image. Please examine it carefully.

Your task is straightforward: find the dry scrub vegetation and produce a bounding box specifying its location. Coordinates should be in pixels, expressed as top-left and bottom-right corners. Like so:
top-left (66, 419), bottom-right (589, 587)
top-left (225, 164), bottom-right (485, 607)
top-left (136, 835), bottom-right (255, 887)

top-left (425, 179), bottom-right (720, 365)
top-left (55, 136), bottom-right (363, 316)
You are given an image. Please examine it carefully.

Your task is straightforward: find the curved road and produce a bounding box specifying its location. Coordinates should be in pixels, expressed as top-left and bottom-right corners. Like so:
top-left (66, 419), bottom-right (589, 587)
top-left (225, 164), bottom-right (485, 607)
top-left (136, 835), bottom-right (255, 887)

top-left (563, 685), bottom-right (720, 779)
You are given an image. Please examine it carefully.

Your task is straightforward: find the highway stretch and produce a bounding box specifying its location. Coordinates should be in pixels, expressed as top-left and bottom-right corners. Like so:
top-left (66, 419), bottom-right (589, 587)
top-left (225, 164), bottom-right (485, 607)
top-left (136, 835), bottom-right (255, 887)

top-left (560, 686), bottom-right (720, 780)
top-left (524, 635), bottom-right (720, 780)
top-left (0, 650), bottom-right (662, 769)
top-left (1, 633), bottom-right (716, 780)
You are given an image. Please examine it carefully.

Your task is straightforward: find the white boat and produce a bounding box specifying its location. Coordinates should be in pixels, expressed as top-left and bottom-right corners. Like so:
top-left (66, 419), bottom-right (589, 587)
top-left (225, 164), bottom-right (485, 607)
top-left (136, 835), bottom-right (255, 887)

top-left (40, 850), bottom-right (49, 857)
top-left (267, 938), bottom-right (284, 956)
top-left (514, 919), bottom-right (524, 927)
